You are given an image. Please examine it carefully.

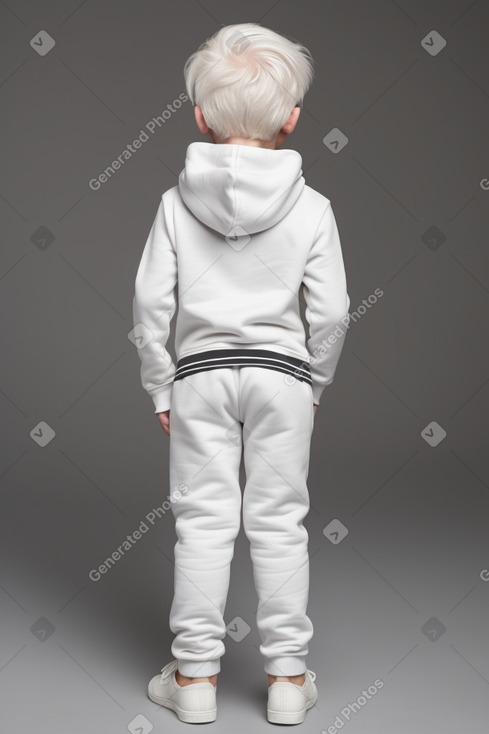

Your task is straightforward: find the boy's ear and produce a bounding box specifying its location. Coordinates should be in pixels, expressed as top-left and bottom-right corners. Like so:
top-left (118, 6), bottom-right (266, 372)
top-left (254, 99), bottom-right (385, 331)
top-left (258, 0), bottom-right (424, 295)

top-left (194, 105), bottom-right (210, 135)
top-left (282, 106), bottom-right (301, 134)
top-left (275, 107), bottom-right (301, 148)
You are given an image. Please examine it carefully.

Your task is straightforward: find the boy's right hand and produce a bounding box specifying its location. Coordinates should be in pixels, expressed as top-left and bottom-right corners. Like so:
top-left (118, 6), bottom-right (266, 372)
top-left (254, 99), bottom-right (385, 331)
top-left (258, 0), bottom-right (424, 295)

top-left (157, 410), bottom-right (170, 436)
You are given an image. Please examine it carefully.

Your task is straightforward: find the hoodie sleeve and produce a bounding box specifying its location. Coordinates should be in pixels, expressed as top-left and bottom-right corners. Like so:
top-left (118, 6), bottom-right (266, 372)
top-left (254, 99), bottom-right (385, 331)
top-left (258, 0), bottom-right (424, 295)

top-left (302, 201), bottom-right (350, 406)
top-left (132, 195), bottom-right (177, 414)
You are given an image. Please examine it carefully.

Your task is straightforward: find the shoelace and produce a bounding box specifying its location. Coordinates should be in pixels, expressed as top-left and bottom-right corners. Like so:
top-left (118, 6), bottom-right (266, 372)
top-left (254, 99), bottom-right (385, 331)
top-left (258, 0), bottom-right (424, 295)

top-left (159, 660), bottom-right (178, 684)
top-left (306, 669), bottom-right (316, 683)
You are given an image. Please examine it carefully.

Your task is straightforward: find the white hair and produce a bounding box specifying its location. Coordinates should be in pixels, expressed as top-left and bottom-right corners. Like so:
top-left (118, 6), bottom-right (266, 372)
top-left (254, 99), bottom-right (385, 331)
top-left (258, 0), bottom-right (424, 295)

top-left (183, 23), bottom-right (315, 142)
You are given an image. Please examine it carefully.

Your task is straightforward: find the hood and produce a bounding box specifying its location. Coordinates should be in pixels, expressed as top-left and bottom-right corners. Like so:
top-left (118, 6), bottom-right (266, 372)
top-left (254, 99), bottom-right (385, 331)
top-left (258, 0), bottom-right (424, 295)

top-left (178, 141), bottom-right (305, 236)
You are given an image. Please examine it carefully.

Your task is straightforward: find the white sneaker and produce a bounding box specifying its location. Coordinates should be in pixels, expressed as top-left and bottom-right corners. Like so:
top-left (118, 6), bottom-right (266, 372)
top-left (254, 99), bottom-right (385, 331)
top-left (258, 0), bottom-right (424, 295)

top-left (267, 669), bottom-right (318, 724)
top-left (147, 659), bottom-right (217, 724)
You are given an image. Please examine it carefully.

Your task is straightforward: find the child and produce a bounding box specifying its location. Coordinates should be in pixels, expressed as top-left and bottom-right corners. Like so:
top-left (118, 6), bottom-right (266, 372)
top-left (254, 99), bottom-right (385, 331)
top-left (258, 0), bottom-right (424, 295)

top-left (133, 22), bottom-right (350, 725)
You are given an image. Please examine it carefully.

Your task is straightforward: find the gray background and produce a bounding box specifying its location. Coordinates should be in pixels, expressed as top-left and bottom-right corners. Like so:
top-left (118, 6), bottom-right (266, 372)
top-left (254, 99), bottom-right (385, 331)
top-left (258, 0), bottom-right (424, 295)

top-left (1, 0), bottom-right (488, 732)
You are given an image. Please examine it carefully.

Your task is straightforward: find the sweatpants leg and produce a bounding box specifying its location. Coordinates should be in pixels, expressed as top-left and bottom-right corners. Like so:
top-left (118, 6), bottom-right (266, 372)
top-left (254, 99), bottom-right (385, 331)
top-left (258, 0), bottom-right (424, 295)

top-left (168, 368), bottom-right (242, 677)
top-left (240, 366), bottom-right (315, 676)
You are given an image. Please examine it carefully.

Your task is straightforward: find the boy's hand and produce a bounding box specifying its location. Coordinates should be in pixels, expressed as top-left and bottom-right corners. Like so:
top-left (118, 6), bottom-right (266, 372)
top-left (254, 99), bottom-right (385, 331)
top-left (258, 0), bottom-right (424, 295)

top-left (157, 410), bottom-right (170, 436)
top-left (313, 404), bottom-right (318, 417)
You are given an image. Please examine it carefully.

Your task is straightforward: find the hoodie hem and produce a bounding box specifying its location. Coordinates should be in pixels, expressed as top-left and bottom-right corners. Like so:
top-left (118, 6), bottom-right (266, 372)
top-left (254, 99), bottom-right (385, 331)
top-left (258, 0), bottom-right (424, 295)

top-left (174, 347), bottom-right (312, 387)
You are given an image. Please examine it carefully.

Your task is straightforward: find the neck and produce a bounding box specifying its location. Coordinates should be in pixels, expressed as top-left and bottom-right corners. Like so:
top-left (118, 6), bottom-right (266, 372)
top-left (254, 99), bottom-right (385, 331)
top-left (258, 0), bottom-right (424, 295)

top-left (212, 134), bottom-right (277, 150)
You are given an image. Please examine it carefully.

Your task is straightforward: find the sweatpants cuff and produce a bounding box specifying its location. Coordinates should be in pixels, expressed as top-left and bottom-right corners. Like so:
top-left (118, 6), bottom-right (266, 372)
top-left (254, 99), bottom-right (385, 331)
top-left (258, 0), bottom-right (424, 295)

top-left (177, 658), bottom-right (221, 677)
top-left (264, 656), bottom-right (307, 676)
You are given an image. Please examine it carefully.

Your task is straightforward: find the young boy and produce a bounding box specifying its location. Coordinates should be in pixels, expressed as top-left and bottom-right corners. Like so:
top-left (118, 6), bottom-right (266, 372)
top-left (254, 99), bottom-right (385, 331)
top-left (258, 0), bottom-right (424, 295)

top-left (133, 22), bottom-right (350, 725)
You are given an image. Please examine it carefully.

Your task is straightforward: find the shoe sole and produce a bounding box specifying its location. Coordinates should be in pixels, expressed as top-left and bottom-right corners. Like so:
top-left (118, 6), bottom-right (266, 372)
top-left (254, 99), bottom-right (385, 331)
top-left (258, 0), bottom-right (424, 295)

top-left (267, 693), bottom-right (318, 724)
top-left (148, 689), bottom-right (217, 723)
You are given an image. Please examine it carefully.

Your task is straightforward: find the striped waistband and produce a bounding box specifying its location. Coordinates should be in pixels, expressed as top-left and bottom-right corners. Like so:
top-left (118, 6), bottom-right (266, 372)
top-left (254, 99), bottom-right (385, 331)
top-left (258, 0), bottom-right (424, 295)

top-left (174, 348), bottom-right (312, 386)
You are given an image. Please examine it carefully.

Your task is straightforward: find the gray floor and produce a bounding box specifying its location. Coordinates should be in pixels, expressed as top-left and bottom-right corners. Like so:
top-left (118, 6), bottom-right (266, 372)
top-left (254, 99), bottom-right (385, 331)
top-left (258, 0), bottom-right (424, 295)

top-left (2, 446), bottom-right (489, 732)
top-left (2, 0), bottom-right (489, 731)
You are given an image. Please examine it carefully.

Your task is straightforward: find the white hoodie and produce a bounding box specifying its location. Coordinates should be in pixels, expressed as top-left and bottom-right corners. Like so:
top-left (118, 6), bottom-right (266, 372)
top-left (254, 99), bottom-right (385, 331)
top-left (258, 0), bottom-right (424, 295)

top-left (133, 141), bottom-right (350, 414)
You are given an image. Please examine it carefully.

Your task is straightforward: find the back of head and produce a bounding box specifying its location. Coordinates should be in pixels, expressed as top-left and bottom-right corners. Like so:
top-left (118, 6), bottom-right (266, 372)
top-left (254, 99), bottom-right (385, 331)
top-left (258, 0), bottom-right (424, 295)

top-left (183, 23), bottom-right (315, 143)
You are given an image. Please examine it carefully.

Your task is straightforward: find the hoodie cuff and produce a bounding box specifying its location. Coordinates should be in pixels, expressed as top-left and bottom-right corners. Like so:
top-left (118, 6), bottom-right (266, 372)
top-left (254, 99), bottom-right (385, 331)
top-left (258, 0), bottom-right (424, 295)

top-left (312, 383), bottom-right (326, 406)
top-left (149, 383), bottom-right (173, 414)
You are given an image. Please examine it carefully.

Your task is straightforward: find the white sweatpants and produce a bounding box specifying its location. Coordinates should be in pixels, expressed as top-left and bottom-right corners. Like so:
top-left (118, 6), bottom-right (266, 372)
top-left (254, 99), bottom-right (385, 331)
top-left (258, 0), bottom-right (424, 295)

top-left (167, 364), bottom-right (315, 678)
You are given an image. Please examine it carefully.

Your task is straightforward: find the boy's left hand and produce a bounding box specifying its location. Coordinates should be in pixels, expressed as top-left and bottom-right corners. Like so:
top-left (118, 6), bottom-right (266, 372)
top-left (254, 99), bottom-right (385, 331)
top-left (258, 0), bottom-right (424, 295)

top-left (313, 404), bottom-right (318, 417)
top-left (157, 410), bottom-right (170, 436)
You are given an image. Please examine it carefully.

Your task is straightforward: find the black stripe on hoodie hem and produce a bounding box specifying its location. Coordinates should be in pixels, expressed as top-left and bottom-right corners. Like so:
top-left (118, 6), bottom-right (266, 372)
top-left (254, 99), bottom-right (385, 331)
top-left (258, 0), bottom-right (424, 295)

top-left (174, 348), bottom-right (312, 386)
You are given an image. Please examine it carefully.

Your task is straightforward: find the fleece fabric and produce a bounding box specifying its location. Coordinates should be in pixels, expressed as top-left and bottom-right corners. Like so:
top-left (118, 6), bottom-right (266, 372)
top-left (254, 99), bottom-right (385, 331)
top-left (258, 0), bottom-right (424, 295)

top-left (132, 141), bottom-right (350, 413)
top-left (167, 364), bottom-right (315, 677)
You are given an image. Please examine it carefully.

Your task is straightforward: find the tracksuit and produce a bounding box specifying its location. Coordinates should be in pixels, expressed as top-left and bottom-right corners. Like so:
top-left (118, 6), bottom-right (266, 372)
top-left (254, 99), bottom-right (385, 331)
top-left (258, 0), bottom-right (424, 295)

top-left (132, 141), bottom-right (350, 677)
